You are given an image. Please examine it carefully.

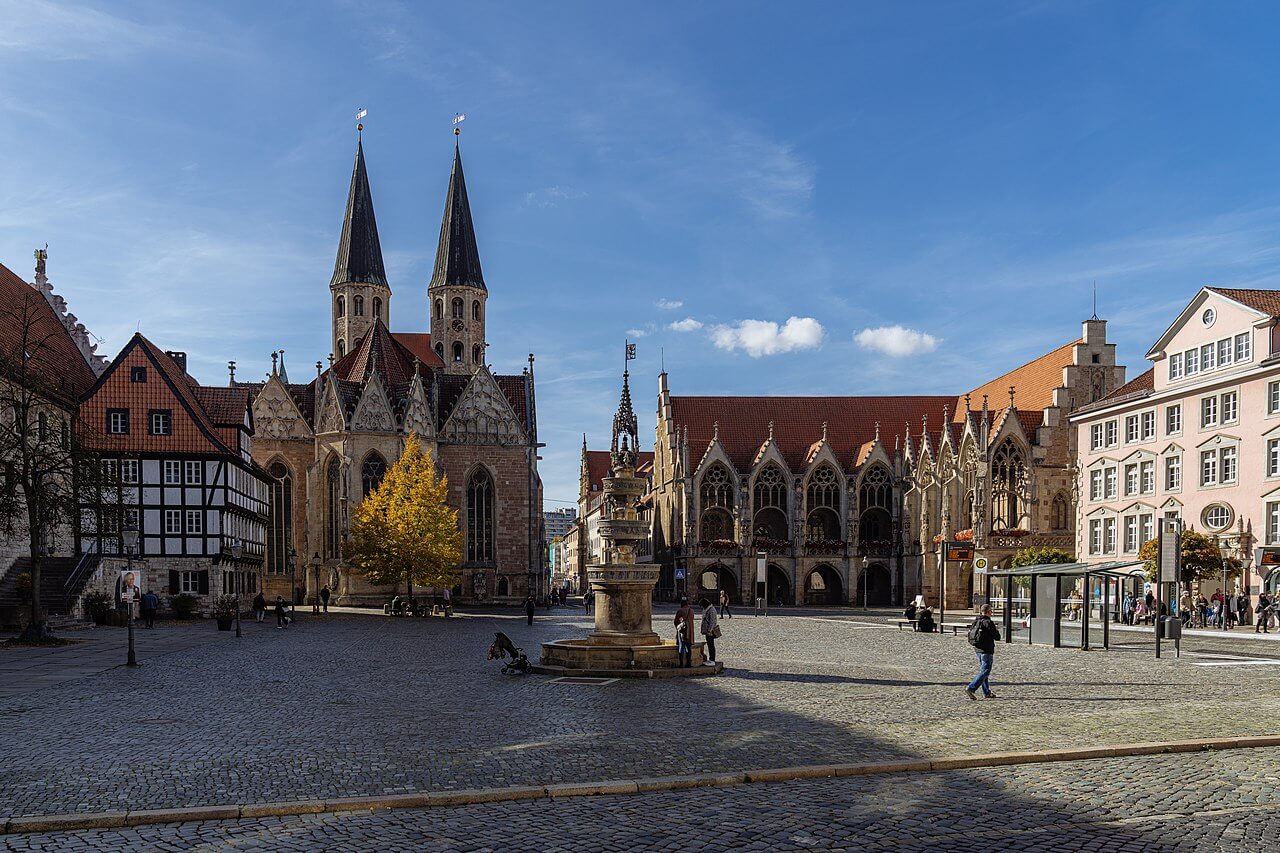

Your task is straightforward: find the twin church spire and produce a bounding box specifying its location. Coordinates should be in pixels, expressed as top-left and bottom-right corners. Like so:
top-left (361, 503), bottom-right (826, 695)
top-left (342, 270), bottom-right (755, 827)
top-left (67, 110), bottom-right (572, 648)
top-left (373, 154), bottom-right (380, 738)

top-left (330, 135), bottom-right (487, 372)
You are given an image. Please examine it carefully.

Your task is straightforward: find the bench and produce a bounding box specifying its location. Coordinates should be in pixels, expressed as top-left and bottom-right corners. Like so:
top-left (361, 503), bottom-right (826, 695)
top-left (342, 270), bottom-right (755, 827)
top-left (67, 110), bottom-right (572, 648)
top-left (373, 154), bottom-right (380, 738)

top-left (898, 619), bottom-right (965, 635)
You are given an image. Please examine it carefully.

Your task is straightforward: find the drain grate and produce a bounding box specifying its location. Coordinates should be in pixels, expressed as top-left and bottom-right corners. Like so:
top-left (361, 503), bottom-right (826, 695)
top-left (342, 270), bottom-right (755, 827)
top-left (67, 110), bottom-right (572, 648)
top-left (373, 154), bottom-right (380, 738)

top-left (549, 676), bottom-right (618, 686)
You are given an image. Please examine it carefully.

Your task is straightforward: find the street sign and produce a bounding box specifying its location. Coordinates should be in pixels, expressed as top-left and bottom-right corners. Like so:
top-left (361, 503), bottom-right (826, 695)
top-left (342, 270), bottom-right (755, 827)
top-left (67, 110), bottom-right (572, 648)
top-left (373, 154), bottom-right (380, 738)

top-left (756, 552), bottom-right (767, 583)
top-left (974, 556), bottom-right (989, 571)
top-left (944, 543), bottom-right (974, 562)
top-left (1257, 547), bottom-right (1280, 568)
top-left (674, 567), bottom-right (686, 580)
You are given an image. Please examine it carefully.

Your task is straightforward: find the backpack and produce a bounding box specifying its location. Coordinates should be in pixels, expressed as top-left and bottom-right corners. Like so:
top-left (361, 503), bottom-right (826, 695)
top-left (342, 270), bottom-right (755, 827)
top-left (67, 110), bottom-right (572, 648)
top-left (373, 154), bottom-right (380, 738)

top-left (967, 618), bottom-right (985, 647)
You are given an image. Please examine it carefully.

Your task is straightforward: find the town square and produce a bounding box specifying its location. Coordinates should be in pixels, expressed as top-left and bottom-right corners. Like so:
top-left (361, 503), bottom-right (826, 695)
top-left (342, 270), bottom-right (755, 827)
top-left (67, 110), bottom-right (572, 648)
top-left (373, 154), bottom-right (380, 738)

top-left (5, 2), bottom-right (1280, 851)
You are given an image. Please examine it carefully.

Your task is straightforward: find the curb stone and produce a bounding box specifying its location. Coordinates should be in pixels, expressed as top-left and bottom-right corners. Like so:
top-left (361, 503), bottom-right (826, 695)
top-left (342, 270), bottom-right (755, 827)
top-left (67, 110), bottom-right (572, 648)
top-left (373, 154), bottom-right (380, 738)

top-left (5, 735), bottom-right (1280, 835)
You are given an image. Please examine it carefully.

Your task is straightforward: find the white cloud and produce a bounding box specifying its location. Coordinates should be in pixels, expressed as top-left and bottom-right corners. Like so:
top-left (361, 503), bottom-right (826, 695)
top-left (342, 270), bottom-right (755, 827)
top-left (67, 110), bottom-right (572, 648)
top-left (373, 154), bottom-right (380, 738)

top-left (710, 317), bottom-right (824, 357)
top-left (668, 317), bottom-right (703, 332)
top-left (854, 325), bottom-right (940, 358)
top-left (656, 298), bottom-right (683, 310)
top-left (625, 328), bottom-right (648, 338)
top-left (523, 186), bottom-right (586, 208)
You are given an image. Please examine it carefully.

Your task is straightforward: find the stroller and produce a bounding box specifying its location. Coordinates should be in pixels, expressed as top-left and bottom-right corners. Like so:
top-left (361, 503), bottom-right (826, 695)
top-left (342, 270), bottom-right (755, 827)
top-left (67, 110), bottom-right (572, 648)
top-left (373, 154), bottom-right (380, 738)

top-left (488, 631), bottom-right (530, 674)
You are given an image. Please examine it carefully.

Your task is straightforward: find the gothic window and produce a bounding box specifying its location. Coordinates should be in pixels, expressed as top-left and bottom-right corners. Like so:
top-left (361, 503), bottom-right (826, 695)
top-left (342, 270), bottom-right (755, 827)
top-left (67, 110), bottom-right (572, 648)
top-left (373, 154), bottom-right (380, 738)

top-left (991, 439), bottom-right (1027, 531)
top-left (472, 345), bottom-right (482, 364)
top-left (337, 339), bottom-right (346, 358)
top-left (699, 463), bottom-right (735, 542)
top-left (467, 468), bottom-right (495, 563)
top-left (372, 297), bottom-right (382, 320)
top-left (452, 297), bottom-right (464, 319)
top-left (435, 342), bottom-right (444, 360)
top-left (858, 465), bottom-right (892, 545)
top-left (1051, 491), bottom-right (1070, 532)
top-left (434, 299), bottom-right (443, 320)
top-left (497, 576), bottom-right (509, 596)
top-left (472, 300), bottom-right (481, 320)
top-left (806, 464), bottom-right (841, 541)
top-left (326, 456), bottom-right (343, 559)
top-left (354, 295), bottom-right (364, 316)
top-left (361, 453), bottom-right (388, 497)
top-left (336, 296), bottom-right (345, 317)
top-left (37, 412), bottom-right (48, 442)
top-left (752, 464), bottom-right (789, 541)
top-left (267, 462), bottom-right (292, 575)
top-left (453, 342), bottom-right (463, 363)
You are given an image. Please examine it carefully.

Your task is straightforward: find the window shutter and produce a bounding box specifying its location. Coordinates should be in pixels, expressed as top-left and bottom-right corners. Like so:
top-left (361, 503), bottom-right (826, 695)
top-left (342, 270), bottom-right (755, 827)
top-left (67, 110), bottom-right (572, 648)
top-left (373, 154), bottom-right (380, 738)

top-left (198, 570), bottom-right (210, 595)
top-left (169, 570), bottom-right (179, 595)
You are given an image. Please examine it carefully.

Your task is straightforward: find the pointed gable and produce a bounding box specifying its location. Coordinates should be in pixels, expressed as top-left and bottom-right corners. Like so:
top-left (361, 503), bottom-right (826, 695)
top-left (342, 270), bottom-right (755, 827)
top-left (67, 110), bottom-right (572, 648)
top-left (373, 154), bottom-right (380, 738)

top-left (81, 334), bottom-right (235, 456)
top-left (331, 139), bottom-right (388, 288)
top-left (430, 144), bottom-right (486, 291)
top-left (252, 375), bottom-right (313, 440)
top-left (0, 261), bottom-right (97, 404)
top-left (440, 367), bottom-right (525, 445)
top-left (350, 374), bottom-right (395, 432)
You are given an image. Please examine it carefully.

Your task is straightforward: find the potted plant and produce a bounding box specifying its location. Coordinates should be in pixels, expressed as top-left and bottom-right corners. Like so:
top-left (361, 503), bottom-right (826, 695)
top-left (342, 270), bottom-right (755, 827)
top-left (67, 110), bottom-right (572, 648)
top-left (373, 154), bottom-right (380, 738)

top-left (82, 590), bottom-right (115, 626)
top-left (170, 593), bottom-right (198, 621)
top-left (212, 595), bottom-right (237, 631)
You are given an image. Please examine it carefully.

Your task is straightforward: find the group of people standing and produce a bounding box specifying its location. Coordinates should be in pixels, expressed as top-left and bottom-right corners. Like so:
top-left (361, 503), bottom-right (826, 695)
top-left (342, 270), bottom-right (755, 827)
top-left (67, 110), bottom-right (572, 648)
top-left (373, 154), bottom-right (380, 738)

top-left (674, 596), bottom-right (722, 667)
top-left (1121, 587), bottom-right (1278, 631)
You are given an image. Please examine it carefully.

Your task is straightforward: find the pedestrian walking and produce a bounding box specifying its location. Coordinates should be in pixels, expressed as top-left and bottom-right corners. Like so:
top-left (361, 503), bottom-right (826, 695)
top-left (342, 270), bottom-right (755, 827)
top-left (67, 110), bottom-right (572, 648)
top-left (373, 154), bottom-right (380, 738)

top-left (1255, 592), bottom-right (1272, 633)
top-left (700, 597), bottom-right (721, 664)
top-left (525, 594), bottom-right (536, 626)
top-left (252, 592), bottom-right (266, 623)
top-left (965, 604), bottom-right (1001, 700)
top-left (320, 585), bottom-right (331, 613)
top-left (274, 595), bottom-right (288, 629)
top-left (583, 588), bottom-right (593, 615)
top-left (140, 589), bottom-right (159, 629)
top-left (674, 596), bottom-right (695, 668)
top-left (718, 588), bottom-right (732, 619)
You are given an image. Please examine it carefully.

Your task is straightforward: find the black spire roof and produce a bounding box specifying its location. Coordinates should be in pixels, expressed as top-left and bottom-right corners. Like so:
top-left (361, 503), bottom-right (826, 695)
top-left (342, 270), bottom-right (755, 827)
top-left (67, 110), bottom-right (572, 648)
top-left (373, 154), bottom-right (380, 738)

top-left (331, 140), bottom-right (388, 288)
top-left (430, 143), bottom-right (485, 291)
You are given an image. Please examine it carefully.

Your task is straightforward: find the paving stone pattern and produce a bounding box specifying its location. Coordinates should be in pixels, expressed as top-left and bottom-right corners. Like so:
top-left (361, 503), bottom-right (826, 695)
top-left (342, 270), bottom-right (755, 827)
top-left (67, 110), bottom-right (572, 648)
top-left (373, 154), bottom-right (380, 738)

top-left (7, 747), bottom-right (1280, 851)
top-left (4, 606), bottom-right (1280, 821)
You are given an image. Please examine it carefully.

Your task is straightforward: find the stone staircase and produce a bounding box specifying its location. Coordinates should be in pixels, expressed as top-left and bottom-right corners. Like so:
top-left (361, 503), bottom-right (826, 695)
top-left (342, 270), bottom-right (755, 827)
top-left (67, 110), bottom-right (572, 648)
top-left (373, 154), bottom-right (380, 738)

top-left (0, 551), bottom-right (101, 622)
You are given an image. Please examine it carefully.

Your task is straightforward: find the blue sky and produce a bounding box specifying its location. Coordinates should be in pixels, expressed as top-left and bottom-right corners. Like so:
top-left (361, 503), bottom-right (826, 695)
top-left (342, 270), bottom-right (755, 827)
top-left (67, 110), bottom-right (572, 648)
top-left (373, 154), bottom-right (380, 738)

top-left (4, 1), bottom-right (1280, 507)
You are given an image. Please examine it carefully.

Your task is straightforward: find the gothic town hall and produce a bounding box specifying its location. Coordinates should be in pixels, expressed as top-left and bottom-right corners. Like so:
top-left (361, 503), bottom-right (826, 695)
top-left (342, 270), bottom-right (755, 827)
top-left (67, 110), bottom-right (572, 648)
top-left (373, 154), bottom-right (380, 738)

top-left (247, 139), bottom-right (543, 606)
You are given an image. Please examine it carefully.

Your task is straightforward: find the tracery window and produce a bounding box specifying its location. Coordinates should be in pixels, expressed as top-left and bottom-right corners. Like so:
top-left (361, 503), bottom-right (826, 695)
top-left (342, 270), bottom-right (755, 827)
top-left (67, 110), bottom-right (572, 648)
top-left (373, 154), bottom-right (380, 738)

top-left (361, 453), bottom-right (387, 497)
top-left (267, 462), bottom-right (292, 575)
top-left (991, 439), bottom-right (1026, 531)
top-left (1051, 491), bottom-right (1070, 532)
top-left (452, 297), bottom-right (464, 319)
top-left (699, 464), bottom-right (735, 542)
top-left (859, 466), bottom-right (891, 512)
top-left (472, 300), bottom-right (481, 320)
top-left (336, 296), bottom-right (345, 317)
top-left (434, 299), bottom-right (443, 320)
top-left (467, 468), bottom-right (495, 563)
top-left (806, 464), bottom-right (841, 541)
top-left (752, 464), bottom-right (789, 540)
top-left (326, 456), bottom-right (343, 559)
top-left (354, 295), bottom-right (364, 316)
top-left (858, 465), bottom-right (892, 544)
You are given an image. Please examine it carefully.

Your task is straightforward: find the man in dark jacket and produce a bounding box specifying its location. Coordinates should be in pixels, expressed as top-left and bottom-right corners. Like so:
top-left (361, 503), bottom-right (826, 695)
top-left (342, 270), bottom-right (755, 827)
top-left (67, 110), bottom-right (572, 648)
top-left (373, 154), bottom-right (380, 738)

top-left (525, 595), bottom-right (536, 626)
top-left (320, 585), bottom-right (331, 613)
top-left (965, 604), bottom-right (1001, 700)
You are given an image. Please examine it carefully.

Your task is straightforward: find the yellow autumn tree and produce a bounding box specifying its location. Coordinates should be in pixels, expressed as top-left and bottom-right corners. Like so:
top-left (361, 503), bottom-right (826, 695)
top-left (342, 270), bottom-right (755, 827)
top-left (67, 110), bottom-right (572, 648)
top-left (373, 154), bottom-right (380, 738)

top-left (343, 433), bottom-right (462, 602)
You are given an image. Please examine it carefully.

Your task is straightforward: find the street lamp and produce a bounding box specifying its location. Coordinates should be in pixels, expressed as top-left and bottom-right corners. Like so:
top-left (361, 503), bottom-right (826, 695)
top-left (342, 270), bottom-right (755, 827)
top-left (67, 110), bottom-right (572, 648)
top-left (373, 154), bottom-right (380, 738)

top-left (1217, 537), bottom-right (1234, 632)
top-left (287, 547), bottom-right (297, 607)
top-left (311, 553), bottom-right (321, 614)
top-left (230, 539), bottom-right (243, 638)
top-left (122, 521), bottom-right (139, 667)
top-left (861, 554), bottom-right (870, 611)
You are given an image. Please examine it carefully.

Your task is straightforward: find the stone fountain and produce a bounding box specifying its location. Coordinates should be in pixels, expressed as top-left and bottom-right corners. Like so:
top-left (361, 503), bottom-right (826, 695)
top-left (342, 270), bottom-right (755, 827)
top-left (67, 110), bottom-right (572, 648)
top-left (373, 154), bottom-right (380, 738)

top-left (537, 366), bottom-right (721, 678)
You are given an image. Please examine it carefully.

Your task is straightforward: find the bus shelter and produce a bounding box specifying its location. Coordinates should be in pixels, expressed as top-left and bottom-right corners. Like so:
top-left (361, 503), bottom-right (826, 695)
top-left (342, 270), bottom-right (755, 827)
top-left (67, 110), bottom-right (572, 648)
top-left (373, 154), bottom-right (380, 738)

top-left (984, 560), bottom-right (1145, 650)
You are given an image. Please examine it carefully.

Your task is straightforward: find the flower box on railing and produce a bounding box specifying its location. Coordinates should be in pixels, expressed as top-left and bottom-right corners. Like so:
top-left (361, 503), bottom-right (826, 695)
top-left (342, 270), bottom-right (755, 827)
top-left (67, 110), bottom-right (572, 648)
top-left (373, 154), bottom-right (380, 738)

top-left (698, 540), bottom-right (740, 556)
top-left (991, 528), bottom-right (1030, 538)
top-left (751, 537), bottom-right (792, 553)
top-left (804, 539), bottom-right (846, 555)
top-left (858, 541), bottom-right (893, 555)
top-left (955, 529), bottom-right (974, 541)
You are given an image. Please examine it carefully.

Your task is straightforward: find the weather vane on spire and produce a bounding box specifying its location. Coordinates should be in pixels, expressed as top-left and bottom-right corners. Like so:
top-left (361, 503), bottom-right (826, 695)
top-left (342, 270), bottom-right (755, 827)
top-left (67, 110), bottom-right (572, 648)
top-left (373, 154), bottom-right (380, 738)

top-left (356, 107), bottom-right (367, 137)
top-left (453, 112), bottom-right (466, 137)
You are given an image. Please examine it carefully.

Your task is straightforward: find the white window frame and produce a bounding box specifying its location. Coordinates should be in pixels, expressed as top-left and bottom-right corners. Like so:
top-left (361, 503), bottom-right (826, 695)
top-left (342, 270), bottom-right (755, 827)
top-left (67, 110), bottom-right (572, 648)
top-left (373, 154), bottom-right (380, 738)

top-left (1089, 469), bottom-right (1104, 502)
top-left (1103, 517), bottom-right (1117, 554)
top-left (1269, 501), bottom-right (1280, 546)
top-left (1168, 352), bottom-right (1183, 380)
top-left (1123, 515), bottom-right (1138, 553)
top-left (1089, 519), bottom-right (1103, 555)
top-left (1268, 438), bottom-right (1280, 478)
top-left (1125, 416), bottom-right (1139, 444)
top-left (1105, 467), bottom-right (1117, 499)
top-left (1221, 390), bottom-right (1238, 425)
top-left (121, 459), bottom-right (139, 484)
top-left (1140, 411), bottom-right (1155, 441)
top-left (1217, 338), bottom-right (1233, 367)
top-left (1201, 396), bottom-right (1218, 429)
top-left (185, 509), bottom-right (202, 534)
top-left (1105, 420), bottom-right (1118, 447)
top-left (1221, 445), bottom-right (1238, 484)
top-left (163, 461), bottom-right (181, 485)
top-left (1269, 381), bottom-right (1280, 416)
top-left (164, 509), bottom-right (182, 535)
top-left (1236, 332), bottom-right (1252, 363)
top-left (108, 411), bottom-right (128, 434)
top-left (179, 571), bottom-right (200, 594)
top-left (1139, 513), bottom-right (1154, 547)
top-left (1201, 449), bottom-right (1219, 487)
top-left (1140, 460), bottom-right (1155, 495)
top-left (1124, 463), bottom-right (1139, 497)
top-left (1185, 348), bottom-right (1199, 375)
top-left (1165, 454), bottom-right (1182, 491)
top-left (1166, 404), bottom-right (1181, 435)
top-left (1091, 424), bottom-right (1104, 451)
top-left (184, 461), bottom-right (202, 485)
top-left (1201, 343), bottom-right (1216, 372)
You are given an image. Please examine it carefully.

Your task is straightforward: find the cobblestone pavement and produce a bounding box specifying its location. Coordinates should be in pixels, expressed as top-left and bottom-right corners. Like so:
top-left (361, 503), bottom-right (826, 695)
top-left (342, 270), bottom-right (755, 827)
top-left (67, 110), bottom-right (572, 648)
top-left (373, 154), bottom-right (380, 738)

top-left (7, 747), bottom-right (1280, 851)
top-left (5, 606), bottom-right (1280, 820)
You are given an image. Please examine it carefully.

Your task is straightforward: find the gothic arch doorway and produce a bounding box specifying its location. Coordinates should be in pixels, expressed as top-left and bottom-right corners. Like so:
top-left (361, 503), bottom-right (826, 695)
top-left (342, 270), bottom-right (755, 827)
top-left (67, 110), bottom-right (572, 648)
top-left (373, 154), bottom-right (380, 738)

top-left (699, 564), bottom-right (739, 605)
top-left (805, 564), bottom-right (844, 605)
top-left (856, 563), bottom-right (892, 606)
top-left (767, 564), bottom-right (790, 606)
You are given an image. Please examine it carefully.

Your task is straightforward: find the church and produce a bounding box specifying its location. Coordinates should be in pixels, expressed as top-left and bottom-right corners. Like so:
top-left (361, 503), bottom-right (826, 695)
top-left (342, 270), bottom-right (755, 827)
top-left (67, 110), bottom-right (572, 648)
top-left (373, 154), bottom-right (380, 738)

top-left (247, 138), bottom-right (543, 606)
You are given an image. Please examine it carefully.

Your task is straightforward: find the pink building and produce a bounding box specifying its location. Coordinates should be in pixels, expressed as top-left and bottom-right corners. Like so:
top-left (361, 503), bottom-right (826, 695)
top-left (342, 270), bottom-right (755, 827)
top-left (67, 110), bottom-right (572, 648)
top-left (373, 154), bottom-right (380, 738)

top-left (1072, 287), bottom-right (1280, 597)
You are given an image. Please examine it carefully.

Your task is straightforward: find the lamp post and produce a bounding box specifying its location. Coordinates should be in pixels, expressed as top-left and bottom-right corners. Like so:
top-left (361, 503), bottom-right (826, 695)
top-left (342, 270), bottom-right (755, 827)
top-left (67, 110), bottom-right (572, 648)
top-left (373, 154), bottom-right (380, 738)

top-left (231, 539), bottom-right (243, 638)
top-left (1217, 537), bottom-right (1232, 632)
top-left (288, 547), bottom-right (298, 607)
top-left (861, 554), bottom-right (870, 611)
top-left (312, 553), bottom-right (321, 614)
top-left (122, 521), bottom-right (139, 667)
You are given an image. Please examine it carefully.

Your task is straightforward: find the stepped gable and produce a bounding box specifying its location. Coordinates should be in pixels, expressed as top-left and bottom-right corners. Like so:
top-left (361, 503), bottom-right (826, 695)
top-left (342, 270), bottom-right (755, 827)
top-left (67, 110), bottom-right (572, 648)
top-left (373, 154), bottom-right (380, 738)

top-left (956, 339), bottom-right (1079, 421)
top-left (1207, 286), bottom-right (1280, 318)
top-left (1075, 367), bottom-right (1155, 415)
top-left (391, 332), bottom-right (446, 368)
top-left (670, 395), bottom-right (954, 472)
top-left (0, 261), bottom-right (97, 404)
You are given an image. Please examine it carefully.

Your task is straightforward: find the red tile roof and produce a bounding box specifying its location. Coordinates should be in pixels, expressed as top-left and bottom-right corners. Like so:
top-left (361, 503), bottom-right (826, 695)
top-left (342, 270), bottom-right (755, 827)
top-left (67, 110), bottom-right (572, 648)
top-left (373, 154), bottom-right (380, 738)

top-left (0, 262), bottom-right (97, 405)
top-left (957, 339), bottom-right (1078, 420)
top-left (671, 396), bottom-right (953, 472)
top-left (391, 332), bottom-right (446, 368)
top-left (1207, 287), bottom-right (1280, 318)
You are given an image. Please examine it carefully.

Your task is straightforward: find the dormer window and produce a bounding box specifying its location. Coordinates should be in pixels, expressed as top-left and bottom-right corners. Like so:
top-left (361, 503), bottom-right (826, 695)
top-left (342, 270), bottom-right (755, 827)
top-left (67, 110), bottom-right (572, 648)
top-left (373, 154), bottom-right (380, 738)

top-left (130, 366), bottom-right (147, 383)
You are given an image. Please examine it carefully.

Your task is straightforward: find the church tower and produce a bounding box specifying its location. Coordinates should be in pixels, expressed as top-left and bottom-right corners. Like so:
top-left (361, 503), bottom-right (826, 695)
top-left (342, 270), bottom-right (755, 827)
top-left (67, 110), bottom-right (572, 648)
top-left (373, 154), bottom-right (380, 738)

top-left (330, 139), bottom-right (390, 361)
top-left (428, 142), bottom-right (487, 374)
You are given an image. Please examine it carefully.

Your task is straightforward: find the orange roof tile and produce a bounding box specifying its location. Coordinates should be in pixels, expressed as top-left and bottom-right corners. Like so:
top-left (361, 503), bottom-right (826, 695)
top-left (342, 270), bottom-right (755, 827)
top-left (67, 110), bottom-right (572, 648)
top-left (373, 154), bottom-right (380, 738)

top-left (1207, 287), bottom-right (1280, 318)
top-left (957, 339), bottom-right (1078, 421)
top-left (391, 332), bottom-right (446, 368)
top-left (0, 262), bottom-right (97, 405)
